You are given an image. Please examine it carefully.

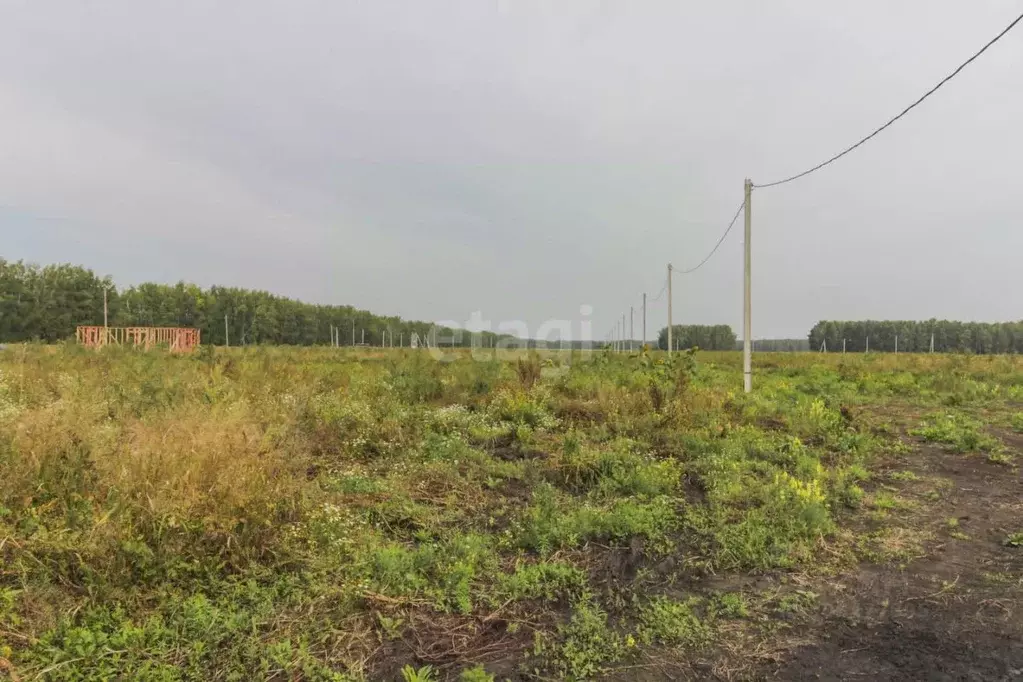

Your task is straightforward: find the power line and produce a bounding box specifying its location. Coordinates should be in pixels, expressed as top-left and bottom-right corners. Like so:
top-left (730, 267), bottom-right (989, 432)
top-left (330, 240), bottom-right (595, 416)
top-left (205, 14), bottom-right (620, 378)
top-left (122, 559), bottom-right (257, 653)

top-left (649, 277), bottom-right (669, 302)
top-left (753, 9), bottom-right (1023, 189)
top-left (675, 200), bottom-right (746, 274)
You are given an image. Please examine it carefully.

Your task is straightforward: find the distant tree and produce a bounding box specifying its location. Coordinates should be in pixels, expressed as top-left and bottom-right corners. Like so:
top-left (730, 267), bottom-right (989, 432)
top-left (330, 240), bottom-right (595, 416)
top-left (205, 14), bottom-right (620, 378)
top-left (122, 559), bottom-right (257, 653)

top-left (744, 338), bottom-right (810, 352)
top-left (657, 325), bottom-right (736, 351)
top-left (0, 258), bottom-right (503, 347)
top-left (807, 320), bottom-right (1023, 354)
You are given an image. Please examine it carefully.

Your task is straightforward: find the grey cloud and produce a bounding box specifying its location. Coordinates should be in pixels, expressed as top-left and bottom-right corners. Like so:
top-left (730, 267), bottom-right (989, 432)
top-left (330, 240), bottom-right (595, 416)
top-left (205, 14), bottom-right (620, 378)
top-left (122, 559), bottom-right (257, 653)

top-left (0, 1), bottom-right (1020, 338)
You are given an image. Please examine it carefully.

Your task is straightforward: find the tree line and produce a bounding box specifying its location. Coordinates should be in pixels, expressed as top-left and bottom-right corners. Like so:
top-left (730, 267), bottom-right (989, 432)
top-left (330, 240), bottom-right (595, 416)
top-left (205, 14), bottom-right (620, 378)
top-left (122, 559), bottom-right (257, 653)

top-left (808, 320), bottom-right (1023, 354)
top-left (0, 258), bottom-right (505, 347)
top-left (656, 325), bottom-right (737, 351)
top-left (743, 339), bottom-right (810, 352)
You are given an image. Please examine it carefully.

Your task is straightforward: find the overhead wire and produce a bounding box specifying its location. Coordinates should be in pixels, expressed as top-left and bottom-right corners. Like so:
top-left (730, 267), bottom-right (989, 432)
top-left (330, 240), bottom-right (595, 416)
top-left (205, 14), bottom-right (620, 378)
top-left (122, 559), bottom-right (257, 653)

top-left (605, 9), bottom-right (1023, 350)
top-left (753, 9), bottom-right (1023, 189)
top-left (675, 200), bottom-right (746, 275)
top-left (648, 277), bottom-right (669, 303)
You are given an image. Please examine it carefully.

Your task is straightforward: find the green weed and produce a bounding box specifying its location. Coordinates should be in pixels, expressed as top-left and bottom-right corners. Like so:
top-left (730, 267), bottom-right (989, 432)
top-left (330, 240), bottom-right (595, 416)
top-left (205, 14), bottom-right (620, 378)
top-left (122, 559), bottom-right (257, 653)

top-left (910, 413), bottom-right (1001, 453)
top-left (709, 592), bottom-right (750, 619)
top-left (3, 346), bottom-right (1023, 678)
top-left (495, 561), bottom-right (587, 603)
top-left (402, 664), bottom-right (437, 682)
top-left (459, 665), bottom-right (496, 682)
top-left (1009, 412), bottom-right (1023, 433)
top-left (549, 596), bottom-right (628, 681)
top-left (636, 596), bottom-right (711, 648)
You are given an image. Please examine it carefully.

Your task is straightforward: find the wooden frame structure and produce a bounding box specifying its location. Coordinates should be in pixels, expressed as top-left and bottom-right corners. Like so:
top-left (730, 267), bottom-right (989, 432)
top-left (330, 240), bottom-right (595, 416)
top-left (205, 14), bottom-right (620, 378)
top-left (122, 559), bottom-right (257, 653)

top-left (76, 326), bottom-right (201, 352)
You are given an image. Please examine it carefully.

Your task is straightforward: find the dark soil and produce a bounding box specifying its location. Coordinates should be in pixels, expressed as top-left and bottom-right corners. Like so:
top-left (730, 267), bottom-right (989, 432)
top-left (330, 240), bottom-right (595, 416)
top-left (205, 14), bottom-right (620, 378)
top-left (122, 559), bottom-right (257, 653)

top-left (769, 427), bottom-right (1023, 681)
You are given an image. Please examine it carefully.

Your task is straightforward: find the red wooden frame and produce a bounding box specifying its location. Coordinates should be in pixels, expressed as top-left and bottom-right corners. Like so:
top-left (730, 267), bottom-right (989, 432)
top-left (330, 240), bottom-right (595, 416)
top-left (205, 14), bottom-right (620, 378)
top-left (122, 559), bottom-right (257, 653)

top-left (76, 326), bottom-right (201, 352)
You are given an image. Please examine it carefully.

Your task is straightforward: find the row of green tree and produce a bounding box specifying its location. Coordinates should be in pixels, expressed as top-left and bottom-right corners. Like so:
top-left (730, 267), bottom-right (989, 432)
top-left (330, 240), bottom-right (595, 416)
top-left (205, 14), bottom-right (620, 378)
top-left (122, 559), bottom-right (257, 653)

top-left (0, 259), bottom-right (506, 347)
top-left (742, 338), bottom-right (810, 352)
top-left (808, 320), bottom-right (1023, 354)
top-left (656, 324), bottom-right (737, 351)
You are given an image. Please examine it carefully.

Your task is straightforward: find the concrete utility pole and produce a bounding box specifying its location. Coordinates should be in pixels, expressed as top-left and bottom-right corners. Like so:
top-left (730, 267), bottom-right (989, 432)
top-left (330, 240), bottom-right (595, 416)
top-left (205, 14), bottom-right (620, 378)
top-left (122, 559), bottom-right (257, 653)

top-left (843, 338), bottom-right (847, 353)
top-left (667, 263), bottom-right (674, 356)
top-left (642, 293), bottom-right (647, 349)
top-left (103, 288), bottom-right (109, 329)
top-left (866, 336), bottom-right (870, 353)
top-left (225, 314), bottom-right (229, 347)
top-left (352, 323), bottom-right (355, 346)
top-left (743, 178), bottom-right (752, 393)
top-left (622, 313), bottom-right (626, 353)
top-left (630, 306), bottom-right (634, 352)
top-left (895, 335), bottom-right (899, 355)
top-left (930, 333), bottom-right (935, 353)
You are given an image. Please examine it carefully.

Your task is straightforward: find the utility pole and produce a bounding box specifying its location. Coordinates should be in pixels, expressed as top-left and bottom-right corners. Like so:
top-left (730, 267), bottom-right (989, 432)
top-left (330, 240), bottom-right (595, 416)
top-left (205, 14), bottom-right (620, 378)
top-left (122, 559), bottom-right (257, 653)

top-left (351, 323), bottom-right (355, 346)
top-left (667, 263), bottom-right (674, 356)
top-left (638, 292), bottom-right (646, 349)
top-left (224, 314), bottom-right (229, 347)
top-left (866, 336), bottom-right (869, 353)
top-left (895, 335), bottom-right (899, 355)
top-left (630, 306), bottom-right (634, 352)
top-left (622, 313), bottom-right (626, 353)
top-left (843, 338), bottom-right (847, 353)
top-left (361, 329), bottom-right (365, 345)
top-left (103, 286), bottom-right (109, 346)
top-left (930, 333), bottom-right (935, 353)
top-left (743, 178), bottom-right (752, 393)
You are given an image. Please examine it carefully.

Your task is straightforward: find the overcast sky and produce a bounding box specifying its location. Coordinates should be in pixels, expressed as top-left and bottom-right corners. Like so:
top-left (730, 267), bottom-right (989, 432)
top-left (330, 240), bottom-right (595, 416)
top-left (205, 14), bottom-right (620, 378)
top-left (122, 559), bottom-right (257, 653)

top-left (1, 2), bottom-right (1021, 339)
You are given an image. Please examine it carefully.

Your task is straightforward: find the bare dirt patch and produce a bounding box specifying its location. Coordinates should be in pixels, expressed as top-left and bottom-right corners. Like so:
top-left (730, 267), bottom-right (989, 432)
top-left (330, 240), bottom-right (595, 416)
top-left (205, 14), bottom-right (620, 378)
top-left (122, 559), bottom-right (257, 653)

top-left (767, 427), bottom-right (1023, 681)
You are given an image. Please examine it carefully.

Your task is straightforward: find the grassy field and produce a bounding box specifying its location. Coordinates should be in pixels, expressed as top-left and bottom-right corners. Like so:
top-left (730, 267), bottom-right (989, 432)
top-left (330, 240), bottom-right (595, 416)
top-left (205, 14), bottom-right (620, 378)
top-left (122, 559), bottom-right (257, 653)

top-left (0, 345), bottom-right (1021, 680)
